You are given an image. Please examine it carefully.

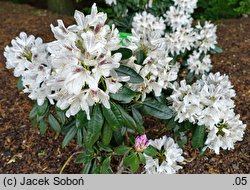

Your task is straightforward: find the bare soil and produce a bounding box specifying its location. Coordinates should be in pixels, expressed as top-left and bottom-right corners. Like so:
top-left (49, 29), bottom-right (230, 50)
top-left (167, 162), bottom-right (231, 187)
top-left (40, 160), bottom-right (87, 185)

top-left (0, 1), bottom-right (249, 173)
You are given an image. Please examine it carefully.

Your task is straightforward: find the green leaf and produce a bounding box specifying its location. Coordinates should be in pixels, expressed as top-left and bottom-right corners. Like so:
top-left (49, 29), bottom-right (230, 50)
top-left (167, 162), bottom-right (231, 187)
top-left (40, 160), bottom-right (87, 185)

top-left (85, 105), bottom-right (104, 148)
top-left (144, 145), bottom-right (158, 157)
top-left (138, 152), bottom-right (146, 165)
top-left (39, 118), bottom-right (47, 135)
top-left (76, 111), bottom-right (88, 128)
top-left (100, 156), bottom-right (113, 174)
top-left (131, 107), bottom-right (145, 134)
top-left (37, 99), bottom-right (48, 116)
top-left (115, 65), bottom-right (144, 83)
top-left (112, 48), bottom-right (132, 60)
top-left (124, 153), bottom-right (140, 172)
top-left (76, 128), bottom-right (83, 146)
top-left (17, 77), bottom-right (23, 91)
top-left (135, 50), bottom-right (146, 65)
top-left (114, 145), bottom-right (132, 155)
top-left (110, 86), bottom-right (137, 103)
top-left (55, 108), bottom-right (66, 124)
top-left (48, 114), bottom-right (61, 134)
top-left (140, 98), bottom-right (173, 120)
top-left (101, 122), bottom-right (113, 145)
top-left (164, 118), bottom-right (178, 130)
top-left (29, 104), bottom-right (38, 119)
top-left (211, 45), bottom-right (223, 54)
top-left (102, 105), bottom-right (120, 131)
top-left (62, 126), bottom-right (77, 148)
top-left (192, 125), bottom-right (206, 148)
top-left (177, 135), bottom-right (188, 148)
top-left (113, 129), bottom-right (123, 145)
top-left (97, 141), bottom-right (113, 152)
top-left (115, 104), bottom-right (138, 131)
top-left (75, 153), bottom-right (93, 164)
top-left (119, 32), bottom-right (132, 40)
top-left (82, 161), bottom-right (92, 174)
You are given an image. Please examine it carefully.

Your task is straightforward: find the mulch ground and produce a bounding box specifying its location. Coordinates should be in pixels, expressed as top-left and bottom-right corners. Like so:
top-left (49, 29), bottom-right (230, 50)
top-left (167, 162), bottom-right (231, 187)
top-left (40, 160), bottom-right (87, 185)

top-left (0, 1), bottom-right (249, 174)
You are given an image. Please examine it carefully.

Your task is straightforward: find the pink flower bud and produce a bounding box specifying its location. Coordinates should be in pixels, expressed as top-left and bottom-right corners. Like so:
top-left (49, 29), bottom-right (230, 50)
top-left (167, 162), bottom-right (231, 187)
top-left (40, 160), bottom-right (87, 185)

top-left (135, 134), bottom-right (149, 152)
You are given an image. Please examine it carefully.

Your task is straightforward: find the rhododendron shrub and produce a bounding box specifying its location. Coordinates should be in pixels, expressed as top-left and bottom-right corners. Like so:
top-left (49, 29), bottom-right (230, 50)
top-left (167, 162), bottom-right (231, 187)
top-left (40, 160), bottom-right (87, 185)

top-left (4, 1), bottom-right (246, 174)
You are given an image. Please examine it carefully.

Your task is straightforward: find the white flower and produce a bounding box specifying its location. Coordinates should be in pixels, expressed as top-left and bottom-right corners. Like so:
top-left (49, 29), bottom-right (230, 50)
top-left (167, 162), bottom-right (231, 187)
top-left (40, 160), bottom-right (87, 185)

top-left (165, 26), bottom-right (196, 55)
top-left (144, 136), bottom-right (184, 174)
top-left (132, 11), bottom-right (166, 35)
top-left (187, 50), bottom-right (212, 75)
top-left (173, 0), bottom-right (198, 13)
top-left (195, 21), bottom-right (217, 53)
top-left (47, 4), bottom-right (122, 119)
top-left (169, 72), bottom-right (236, 128)
top-left (165, 6), bottom-right (193, 30)
top-left (205, 113), bottom-right (246, 154)
top-left (105, 0), bottom-right (117, 5)
top-left (4, 32), bottom-right (54, 105)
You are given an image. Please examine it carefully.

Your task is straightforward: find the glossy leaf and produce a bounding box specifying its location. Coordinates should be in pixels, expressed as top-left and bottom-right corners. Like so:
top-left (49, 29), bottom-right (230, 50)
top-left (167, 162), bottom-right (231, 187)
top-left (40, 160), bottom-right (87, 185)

top-left (110, 86), bottom-right (137, 103)
top-left (192, 125), bottom-right (206, 148)
top-left (140, 98), bottom-right (173, 120)
top-left (62, 126), bottom-right (78, 148)
top-left (115, 65), bottom-right (144, 83)
top-left (48, 114), bottom-right (61, 134)
top-left (112, 48), bottom-right (132, 60)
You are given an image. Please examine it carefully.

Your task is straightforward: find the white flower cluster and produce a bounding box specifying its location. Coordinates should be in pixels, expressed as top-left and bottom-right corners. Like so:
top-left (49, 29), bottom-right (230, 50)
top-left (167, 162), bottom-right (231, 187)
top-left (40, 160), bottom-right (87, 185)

top-left (132, 11), bottom-right (166, 35)
top-left (127, 12), bottom-right (179, 101)
top-left (4, 4), bottom-right (125, 119)
top-left (144, 136), bottom-right (184, 174)
top-left (170, 72), bottom-right (246, 154)
top-left (164, 0), bottom-right (217, 74)
top-left (4, 32), bottom-right (53, 106)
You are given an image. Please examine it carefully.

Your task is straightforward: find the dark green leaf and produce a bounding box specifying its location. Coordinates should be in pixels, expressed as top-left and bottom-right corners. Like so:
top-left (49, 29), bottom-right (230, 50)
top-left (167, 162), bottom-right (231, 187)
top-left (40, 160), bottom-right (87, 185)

top-left (82, 161), bottom-right (92, 174)
top-left (97, 141), bottom-right (113, 152)
top-left (101, 122), bottom-right (113, 145)
top-left (75, 153), bottom-right (93, 164)
top-left (37, 99), bottom-right (48, 116)
top-left (177, 135), bottom-right (188, 148)
top-left (76, 128), bottom-right (83, 146)
top-left (131, 107), bottom-right (145, 134)
top-left (114, 145), bottom-right (132, 155)
top-left (115, 65), bottom-right (144, 83)
top-left (29, 104), bottom-right (38, 119)
top-left (115, 104), bottom-right (138, 132)
top-left (138, 152), bottom-right (146, 165)
top-left (164, 118), bottom-right (178, 130)
top-left (76, 111), bottom-right (88, 128)
top-left (112, 48), bottom-right (132, 60)
top-left (144, 145), bottom-right (158, 157)
top-left (113, 129), bottom-right (123, 145)
top-left (135, 50), bottom-right (146, 65)
top-left (55, 107), bottom-right (66, 124)
top-left (102, 105), bottom-right (120, 131)
top-left (48, 114), bottom-right (61, 134)
top-left (100, 156), bottom-right (113, 174)
top-left (140, 98), bottom-right (173, 119)
top-left (39, 118), bottom-right (47, 135)
top-left (124, 153), bottom-right (139, 172)
top-left (110, 86), bottom-right (137, 103)
top-left (192, 125), bottom-right (206, 148)
top-left (85, 105), bottom-right (104, 148)
top-left (62, 126), bottom-right (77, 148)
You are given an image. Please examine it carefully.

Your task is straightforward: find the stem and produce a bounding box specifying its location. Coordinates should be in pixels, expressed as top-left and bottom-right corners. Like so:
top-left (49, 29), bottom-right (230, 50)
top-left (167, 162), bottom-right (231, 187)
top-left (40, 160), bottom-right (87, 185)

top-left (116, 155), bottom-right (126, 174)
top-left (59, 151), bottom-right (83, 174)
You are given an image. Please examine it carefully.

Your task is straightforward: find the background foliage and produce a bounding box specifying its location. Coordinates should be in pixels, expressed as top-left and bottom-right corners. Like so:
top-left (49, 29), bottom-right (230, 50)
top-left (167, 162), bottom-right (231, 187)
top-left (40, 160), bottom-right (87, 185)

top-left (7, 0), bottom-right (250, 20)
